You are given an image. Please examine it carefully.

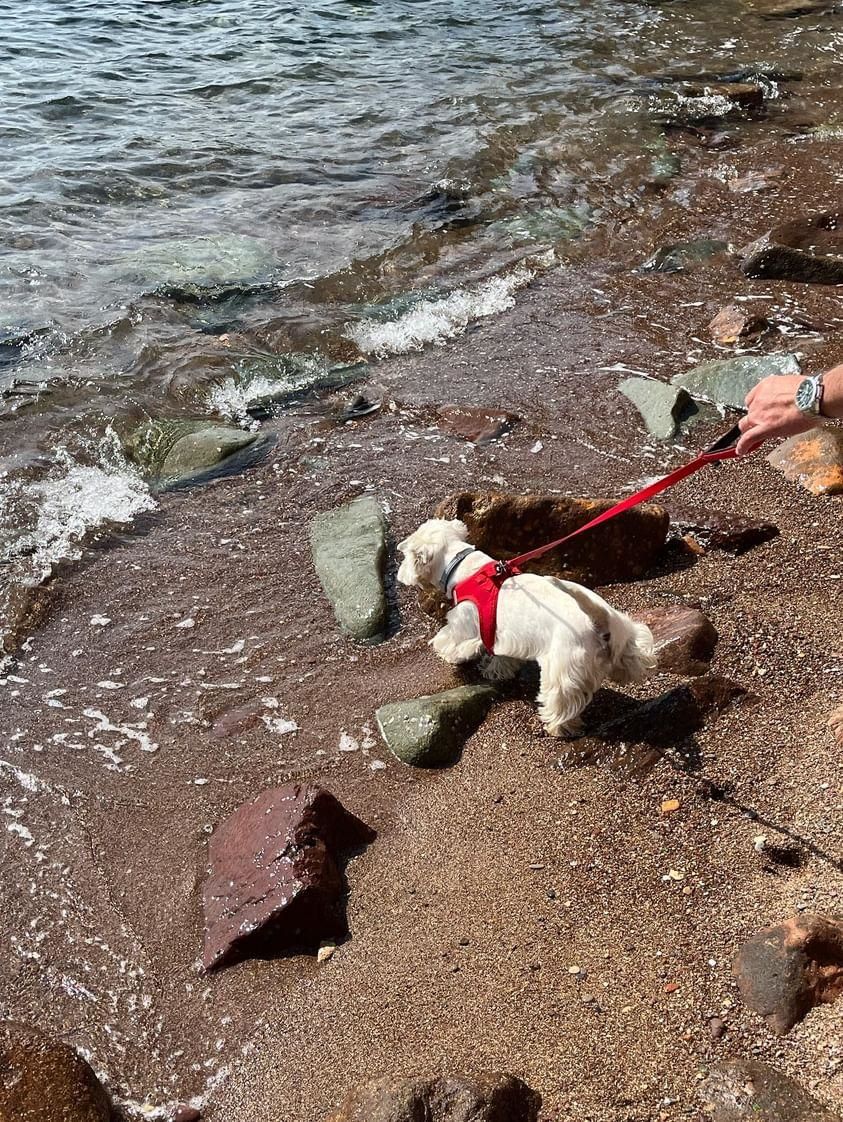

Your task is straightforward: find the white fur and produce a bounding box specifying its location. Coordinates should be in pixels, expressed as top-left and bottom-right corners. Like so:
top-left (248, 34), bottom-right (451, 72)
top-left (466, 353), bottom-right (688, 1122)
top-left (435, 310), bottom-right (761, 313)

top-left (397, 518), bottom-right (657, 737)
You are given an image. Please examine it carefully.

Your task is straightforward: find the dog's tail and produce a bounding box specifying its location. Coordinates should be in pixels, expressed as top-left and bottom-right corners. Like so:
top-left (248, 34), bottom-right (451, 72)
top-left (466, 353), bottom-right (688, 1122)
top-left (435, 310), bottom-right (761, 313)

top-left (607, 614), bottom-right (657, 685)
top-left (549, 579), bottom-right (657, 685)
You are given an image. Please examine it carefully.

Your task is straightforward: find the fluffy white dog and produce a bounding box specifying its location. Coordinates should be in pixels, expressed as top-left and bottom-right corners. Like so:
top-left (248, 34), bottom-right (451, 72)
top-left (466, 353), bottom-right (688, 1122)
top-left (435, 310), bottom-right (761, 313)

top-left (397, 518), bottom-right (656, 737)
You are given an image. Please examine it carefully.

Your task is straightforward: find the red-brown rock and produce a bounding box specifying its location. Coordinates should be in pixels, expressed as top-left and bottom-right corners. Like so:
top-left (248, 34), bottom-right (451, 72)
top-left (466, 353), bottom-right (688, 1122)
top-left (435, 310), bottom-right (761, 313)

top-left (734, 914), bottom-right (843, 1034)
top-left (667, 506), bottom-right (779, 554)
top-left (767, 428), bottom-right (843, 495)
top-left (436, 405), bottom-right (520, 444)
top-left (632, 606), bottom-right (718, 676)
top-left (708, 305), bottom-right (768, 345)
top-left (326, 1073), bottom-right (541, 1122)
top-left (0, 1021), bottom-right (111, 1122)
top-left (201, 783), bottom-right (375, 971)
top-left (173, 1108), bottom-right (201, 1122)
top-left (435, 492), bottom-right (669, 585)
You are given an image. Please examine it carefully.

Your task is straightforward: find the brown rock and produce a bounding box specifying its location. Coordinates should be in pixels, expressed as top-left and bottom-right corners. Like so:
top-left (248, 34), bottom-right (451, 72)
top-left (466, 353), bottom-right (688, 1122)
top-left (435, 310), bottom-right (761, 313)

top-left (708, 1016), bottom-right (726, 1040)
top-left (591, 675), bottom-right (749, 768)
top-left (708, 305), bottom-right (768, 345)
top-left (201, 783), bottom-right (376, 971)
top-left (632, 606), bottom-right (718, 676)
top-left (728, 170), bottom-right (782, 194)
top-left (829, 703), bottom-right (843, 745)
top-left (326, 1073), bottom-right (541, 1122)
top-left (435, 492), bottom-right (669, 585)
top-left (684, 81), bottom-right (765, 108)
top-left (741, 212), bottom-right (843, 283)
top-left (767, 428), bottom-right (843, 495)
top-left (667, 506), bottom-right (779, 554)
top-left (733, 913), bottom-right (843, 1034)
top-left (173, 1109), bottom-right (202, 1122)
top-left (0, 1021), bottom-right (110, 1122)
top-left (701, 1059), bottom-right (841, 1121)
top-left (436, 405), bottom-right (520, 444)
top-left (745, 0), bottom-right (835, 17)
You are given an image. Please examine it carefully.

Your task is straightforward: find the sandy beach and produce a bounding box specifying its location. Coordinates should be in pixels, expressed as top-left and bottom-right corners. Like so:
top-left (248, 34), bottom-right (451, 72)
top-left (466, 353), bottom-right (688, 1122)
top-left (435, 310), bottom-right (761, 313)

top-left (1, 111), bottom-right (842, 1121)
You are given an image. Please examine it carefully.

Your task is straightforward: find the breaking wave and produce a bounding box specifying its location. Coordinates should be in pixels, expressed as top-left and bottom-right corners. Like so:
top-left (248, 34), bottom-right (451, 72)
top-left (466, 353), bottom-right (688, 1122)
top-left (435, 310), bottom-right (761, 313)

top-left (0, 429), bottom-right (157, 586)
top-left (346, 252), bottom-right (554, 359)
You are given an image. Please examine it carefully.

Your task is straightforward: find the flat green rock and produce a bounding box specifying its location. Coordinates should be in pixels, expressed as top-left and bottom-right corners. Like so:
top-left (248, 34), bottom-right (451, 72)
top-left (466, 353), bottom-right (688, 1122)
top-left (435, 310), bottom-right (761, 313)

top-left (376, 685), bottom-right (498, 767)
top-left (618, 377), bottom-right (695, 440)
top-left (672, 353), bottom-right (800, 410)
top-left (123, 419), bottom-right (260, 486)
top-left (310, 497), bottom-right (387, 643)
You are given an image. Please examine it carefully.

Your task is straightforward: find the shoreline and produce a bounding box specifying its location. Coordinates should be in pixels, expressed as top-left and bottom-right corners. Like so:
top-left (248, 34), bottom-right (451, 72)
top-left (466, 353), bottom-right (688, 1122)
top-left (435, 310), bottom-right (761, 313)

top-left (1, 119), bottom-right (843, 1121)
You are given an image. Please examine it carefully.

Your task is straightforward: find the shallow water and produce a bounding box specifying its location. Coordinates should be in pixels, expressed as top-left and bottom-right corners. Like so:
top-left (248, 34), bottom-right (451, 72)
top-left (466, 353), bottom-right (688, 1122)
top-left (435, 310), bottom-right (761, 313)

top-left (2, 0), bottom-right (843, 633)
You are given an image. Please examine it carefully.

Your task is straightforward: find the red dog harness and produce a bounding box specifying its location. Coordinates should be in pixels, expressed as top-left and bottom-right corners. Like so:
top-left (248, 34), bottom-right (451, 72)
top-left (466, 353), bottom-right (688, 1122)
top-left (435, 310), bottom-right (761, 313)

top-left (447, 424), bottom-right (741, 655)
top-left (452, 560), bottom-right (521, 654)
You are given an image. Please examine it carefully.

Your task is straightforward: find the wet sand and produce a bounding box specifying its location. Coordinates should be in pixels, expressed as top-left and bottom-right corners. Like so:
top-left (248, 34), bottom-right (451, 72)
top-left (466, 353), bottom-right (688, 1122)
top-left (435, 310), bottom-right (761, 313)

top-left (1, 130), bottom-right (842, 1120)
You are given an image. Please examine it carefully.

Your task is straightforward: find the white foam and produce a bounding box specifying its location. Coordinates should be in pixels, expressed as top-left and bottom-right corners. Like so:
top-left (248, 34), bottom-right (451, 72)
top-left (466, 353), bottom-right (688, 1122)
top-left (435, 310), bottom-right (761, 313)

top-left (0, 429), bottom-right (156, 586)
top-left (346, 254), bottom-right (553, 358)
top-left (206, 374), bottom-right (278, 425)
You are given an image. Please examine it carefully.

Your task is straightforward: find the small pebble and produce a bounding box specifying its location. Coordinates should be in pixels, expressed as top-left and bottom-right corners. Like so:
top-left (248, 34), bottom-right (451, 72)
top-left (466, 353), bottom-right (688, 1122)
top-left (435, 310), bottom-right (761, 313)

top-left (568, 965), bottom-right (582, 975)
top-left (317, 942), bottom-right (336, 963)
top-left (661, 798), bottom-right (681, 815)
top-left (709, 1016), bottom-right (726, 1040)
top-left (664, 982), bottom-right (679, 994)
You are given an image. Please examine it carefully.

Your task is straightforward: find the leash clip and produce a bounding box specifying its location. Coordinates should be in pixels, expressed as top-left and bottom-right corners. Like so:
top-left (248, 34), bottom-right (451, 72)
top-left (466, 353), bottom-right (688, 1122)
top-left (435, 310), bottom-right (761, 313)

top-left (495, 560), bottom-right (513, 580)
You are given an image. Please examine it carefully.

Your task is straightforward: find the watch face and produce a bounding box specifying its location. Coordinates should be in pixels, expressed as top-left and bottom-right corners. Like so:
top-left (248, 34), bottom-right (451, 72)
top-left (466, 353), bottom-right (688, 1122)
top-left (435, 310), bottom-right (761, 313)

top-left (796, 378), bottom-right (815, 412)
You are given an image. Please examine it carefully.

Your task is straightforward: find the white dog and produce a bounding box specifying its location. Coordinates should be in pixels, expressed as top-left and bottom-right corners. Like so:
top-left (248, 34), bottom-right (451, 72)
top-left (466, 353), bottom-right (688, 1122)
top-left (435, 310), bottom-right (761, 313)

top-left (397, 518), bottom-right (656, 737)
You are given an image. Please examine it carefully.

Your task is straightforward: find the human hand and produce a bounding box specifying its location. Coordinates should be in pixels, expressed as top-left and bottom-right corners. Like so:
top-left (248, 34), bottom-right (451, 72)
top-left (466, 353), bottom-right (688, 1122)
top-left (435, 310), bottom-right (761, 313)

top-left (735, 374), bottom-right (819, 456)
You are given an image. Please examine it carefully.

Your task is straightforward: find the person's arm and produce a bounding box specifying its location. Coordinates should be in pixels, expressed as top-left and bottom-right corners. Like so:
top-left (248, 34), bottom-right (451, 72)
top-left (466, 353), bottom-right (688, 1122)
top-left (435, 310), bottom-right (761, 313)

top-left (736, 364), bottom-right (843, 456)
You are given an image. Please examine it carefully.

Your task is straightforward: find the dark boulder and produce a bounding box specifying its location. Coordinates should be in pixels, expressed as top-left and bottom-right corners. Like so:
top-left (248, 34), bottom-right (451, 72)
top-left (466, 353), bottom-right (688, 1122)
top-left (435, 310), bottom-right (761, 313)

top-left (632, 606), bottom-right (718, 676)
top-left (701, 1058), bottom-right (841, 1121)
top-left (201, 783), bottom-right (375, 971)
top-left (326, 1073), bottom-right (542, 1122)
top-left (434, 492), bottom-right (669, 586)
top-left (734, 914), bottom-right (843, 1034)
top-left (741, 212), bottom-right (843, 284)
top-left (667, 506), bottom-right (779, 554)
top-left (0, 1020), bottom-right (110, 1122)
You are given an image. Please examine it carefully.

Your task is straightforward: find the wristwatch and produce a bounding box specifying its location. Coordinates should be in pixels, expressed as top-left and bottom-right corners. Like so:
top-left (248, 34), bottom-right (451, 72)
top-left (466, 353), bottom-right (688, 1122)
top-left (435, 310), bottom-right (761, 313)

top-left (795, 372), bottom-right (825, 416)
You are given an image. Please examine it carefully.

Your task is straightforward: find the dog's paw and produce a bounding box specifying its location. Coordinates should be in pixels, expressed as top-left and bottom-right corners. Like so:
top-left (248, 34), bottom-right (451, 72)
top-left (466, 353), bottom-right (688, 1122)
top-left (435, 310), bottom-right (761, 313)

top-left (544, 717), bottom-right (586, 739)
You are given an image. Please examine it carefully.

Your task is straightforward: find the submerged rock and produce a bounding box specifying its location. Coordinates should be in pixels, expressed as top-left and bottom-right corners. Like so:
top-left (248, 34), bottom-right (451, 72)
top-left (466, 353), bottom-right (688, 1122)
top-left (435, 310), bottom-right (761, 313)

top-left (734, 914), bottom-right (843, 1034)
top-left (119, 234), bottom-right (276, 297)
top-left (201, 783), bottom-right (375, 971)
top-left (640, 239), bottom-right (729, 274)
top-left (671, 353), bottom-right (800, 410)
top-left (701, 1059), bottom-right (841, 1121)
top-left (741, 213), bottom-right (843, 284)
top-left (745, 0), bottom-right (836, 18)
top-left (0, 1020), bottom-right (111, 1122)
top-left (767, 428), bottom-right (843, 495)
top-left (708, 305), bottom-right (769, 345)
top-left (667, 506), bottom-right (780, 554)
top-left (632, 606), bottom-right (718, 676)
top-left (310, 497), bottom-right (388, 642)
top-left (436, 405), bottom-right (520, 444)
top-left (123, 419), bottom-right (262, 487)
top-left (327, 1073), bottom-right (542, 1122)
top-left (435, 492), bottom-right (669, 586)
top-left (376, 685), bottom-right (497, 767)
top-left (618, 377), bottom-right (696, 440)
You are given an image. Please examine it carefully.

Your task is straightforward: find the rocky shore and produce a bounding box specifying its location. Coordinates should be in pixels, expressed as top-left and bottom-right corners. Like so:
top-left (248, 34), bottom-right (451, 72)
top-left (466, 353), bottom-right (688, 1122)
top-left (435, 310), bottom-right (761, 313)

top-left (2, 81), bottom-right (843, 1122)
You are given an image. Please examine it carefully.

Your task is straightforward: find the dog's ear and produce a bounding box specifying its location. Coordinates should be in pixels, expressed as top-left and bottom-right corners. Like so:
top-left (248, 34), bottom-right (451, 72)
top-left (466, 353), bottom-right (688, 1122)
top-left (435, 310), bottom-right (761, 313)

top-left (449, 519), bottom-right (469, 540)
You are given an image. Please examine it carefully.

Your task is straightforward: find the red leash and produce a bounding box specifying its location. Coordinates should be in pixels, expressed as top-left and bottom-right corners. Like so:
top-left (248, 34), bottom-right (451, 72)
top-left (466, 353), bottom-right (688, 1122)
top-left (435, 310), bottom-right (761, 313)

top-left (452, 424), bottom-right (741, 653)
top-left (497, 423), bottom-right (741, 576)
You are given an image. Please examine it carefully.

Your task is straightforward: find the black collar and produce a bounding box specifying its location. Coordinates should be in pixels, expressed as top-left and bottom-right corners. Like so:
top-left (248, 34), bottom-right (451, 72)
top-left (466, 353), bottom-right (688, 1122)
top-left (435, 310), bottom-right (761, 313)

top-left (440, 547), bottom-right (477, 596)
